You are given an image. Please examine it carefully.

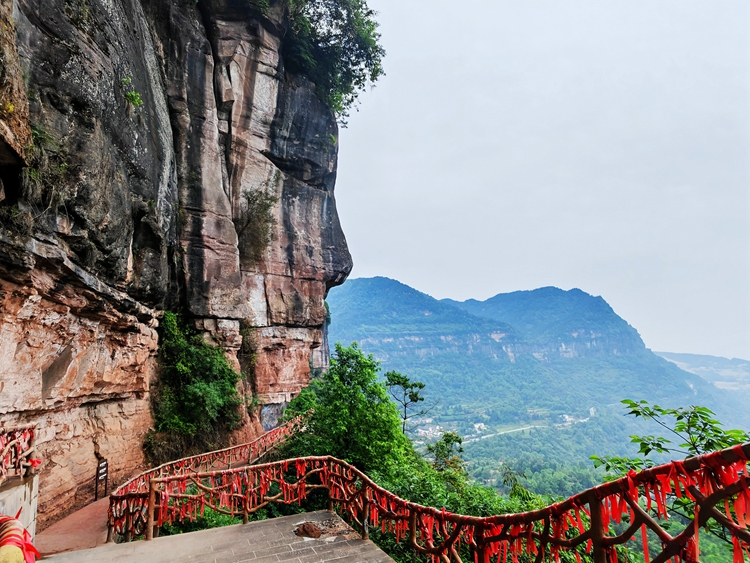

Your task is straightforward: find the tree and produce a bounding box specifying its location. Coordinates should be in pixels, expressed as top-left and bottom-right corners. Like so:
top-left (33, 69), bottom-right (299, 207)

top-left (591, 400), bottom-right (749, 475)
top-left (155, 312), bottom-right (242, 436)
top-left (146, 312), bottom-right (243, 463)
top-left (427, 431), bottom-right (465, 473)
top-left (234, 186), bottom-right (278, 265)
top-left (384, 370), bottom-right (427, 433)
top-left (284, 342), bottom-right (408, 473)
top-left (283, 0), bottom-right (385, 121)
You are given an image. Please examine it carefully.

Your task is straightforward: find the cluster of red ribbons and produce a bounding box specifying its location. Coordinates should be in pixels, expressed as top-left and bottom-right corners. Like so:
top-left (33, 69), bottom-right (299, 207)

top-left (146, 447), bottom-right (750, 563)
top-left (0, 427), bottom-right (40, 487)
top-left (153, 458), bottom-right (324, 528)
top-left (110, 419), bottom-right (748, 563)
top-left (0, 512), bottom-right (40, 563)
top-left (108, 415), bottom-right (304, 537)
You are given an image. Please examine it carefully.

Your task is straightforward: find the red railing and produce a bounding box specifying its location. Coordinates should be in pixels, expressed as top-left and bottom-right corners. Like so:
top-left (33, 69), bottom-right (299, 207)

top-left (0, 425), bottom-right (39, 488)
top-left (137, 443), bottom-right (750, 563)
top-left (107, 415), bottom-right (304, 539)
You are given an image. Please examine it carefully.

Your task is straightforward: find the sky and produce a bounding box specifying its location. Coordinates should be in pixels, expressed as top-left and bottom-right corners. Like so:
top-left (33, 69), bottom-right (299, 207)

top-left (333, 0), bottom-right (749, 360)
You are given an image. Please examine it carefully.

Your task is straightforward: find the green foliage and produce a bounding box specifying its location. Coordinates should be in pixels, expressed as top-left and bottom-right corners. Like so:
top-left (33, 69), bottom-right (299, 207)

top-left (499, 467), bottom-right (534, 502)
top-left (20, 124), bottom-right (73, 216)
top-left (590, 400), bottom-right (748, 563)
top-left (621, 399), bottom-right (749, 455)
top-left (234, 185), bottom-right (278, 265)
top-left (121, 77), bottom-right (143, 108)
top-left (282, 0), bottom-right (385, 121)
top-left (284, 342), bottom-right (409, 473)
top-left (590, 399), bottom-right (749, 475)
top-left (125, 90), bottom-right (143, 107)
top-left (148, 312), bottom-right (241, 460)
top-left (238, 321), bottom-right (259, 386)
top-left (426, 431), bottom-right (465, 473)
top-left (325, 276), bottom-right (750, 494)
top-left (282, 342), bottom-right (586, 562)
top-left (384, 370), bottom-right (426, 433)
top-left (161, 506), bottom-right (241, 535)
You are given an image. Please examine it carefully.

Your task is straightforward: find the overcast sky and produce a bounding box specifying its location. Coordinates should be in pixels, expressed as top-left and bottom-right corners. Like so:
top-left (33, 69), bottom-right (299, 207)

top-left (333, 0), bottom-right (749, 360)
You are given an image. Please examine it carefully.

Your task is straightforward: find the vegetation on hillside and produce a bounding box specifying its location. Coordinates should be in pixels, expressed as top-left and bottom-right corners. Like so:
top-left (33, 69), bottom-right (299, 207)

top-left (281, 343), bottom-right (621, 563)
top-left (234, 184), bottom-right (278, 265)
top-left (145, 312), bottom-right (242, 463)
top-left (282, 0), bottom-right (385, 122)
top-left (444, 286), bottom-right (643, 349)
top-left (325, 277), bottom-right (750, 487)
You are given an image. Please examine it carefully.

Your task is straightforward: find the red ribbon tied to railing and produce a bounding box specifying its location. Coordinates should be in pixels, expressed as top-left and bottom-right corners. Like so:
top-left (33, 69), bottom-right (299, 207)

top-left (128, 444), bottom-right (750, 563)
top-left (0, 426), bottom-right (39, 489)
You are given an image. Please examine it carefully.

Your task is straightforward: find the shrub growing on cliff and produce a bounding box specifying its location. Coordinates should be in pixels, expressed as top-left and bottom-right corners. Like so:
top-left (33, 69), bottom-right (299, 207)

top-left (283, 0), bottom-right (385, 121)
top-left (150, 312), bottom-right (241, 454)
top-left (234, 186), bottom-right (278, 265)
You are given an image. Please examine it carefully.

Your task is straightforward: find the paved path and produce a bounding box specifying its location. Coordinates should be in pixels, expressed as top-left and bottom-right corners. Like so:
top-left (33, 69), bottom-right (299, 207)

top-left (35, 497), bottom-right (110, 555)
top-left (42, 510), bottom-right (394, 563)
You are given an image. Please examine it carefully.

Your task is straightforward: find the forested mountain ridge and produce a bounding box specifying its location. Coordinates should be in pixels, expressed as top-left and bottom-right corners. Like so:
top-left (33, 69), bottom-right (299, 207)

top-left (326, 277), bottom-right (749, 443)
top-left (326, 276), bottom-right (521, 360)
top-left (443, 286), bottom-right (644, 357)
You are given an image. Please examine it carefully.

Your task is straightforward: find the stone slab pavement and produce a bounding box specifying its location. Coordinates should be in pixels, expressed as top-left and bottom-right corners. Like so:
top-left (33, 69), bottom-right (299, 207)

top-left (42, 510), bottom-right (395, 563)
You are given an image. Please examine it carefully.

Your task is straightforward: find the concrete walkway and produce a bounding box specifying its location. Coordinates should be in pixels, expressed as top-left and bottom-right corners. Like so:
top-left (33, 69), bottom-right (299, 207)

top-left (35, 497), bottom-right (110, 555)
top-left (42, 510), bottom-right (394, 563)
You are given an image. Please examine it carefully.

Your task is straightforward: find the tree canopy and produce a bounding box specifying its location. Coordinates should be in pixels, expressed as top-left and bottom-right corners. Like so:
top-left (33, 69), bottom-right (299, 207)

top-left (282, 0), bottom-right (385, 122)
top-left (284, 342), bottom-right (409, 473)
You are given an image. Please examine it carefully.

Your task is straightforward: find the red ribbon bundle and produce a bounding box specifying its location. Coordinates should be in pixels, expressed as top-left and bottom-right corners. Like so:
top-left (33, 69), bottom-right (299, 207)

top-left (0, 513), bottom-right (40, 563)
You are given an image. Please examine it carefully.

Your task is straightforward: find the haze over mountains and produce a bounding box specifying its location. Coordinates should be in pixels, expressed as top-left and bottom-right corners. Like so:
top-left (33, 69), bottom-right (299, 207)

top-left (325, 277), bottom-right (749, 476)
top-left (655, 352), bottom-right (750, 391)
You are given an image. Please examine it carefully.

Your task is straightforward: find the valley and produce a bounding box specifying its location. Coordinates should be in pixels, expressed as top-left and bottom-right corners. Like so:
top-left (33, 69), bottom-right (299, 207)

top-left (326, 276), bottom-right (749, 496)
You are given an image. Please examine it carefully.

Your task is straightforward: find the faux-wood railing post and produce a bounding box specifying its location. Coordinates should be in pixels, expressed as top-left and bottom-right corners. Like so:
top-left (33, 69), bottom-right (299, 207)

top-left (146, 479), bottom-right (156, 541)
top-left (361, 493), bottom-right (370, 540)
top-left (474, 525), bottom-right (486, 563)
top-left (589, 500), bottom-right (607, 563)
top-left (243, 480), bottom-right (249, 524)
top-left (124, 509), bottom-right (132, 542)
top-left (324, 458), bottom-right (333, 512)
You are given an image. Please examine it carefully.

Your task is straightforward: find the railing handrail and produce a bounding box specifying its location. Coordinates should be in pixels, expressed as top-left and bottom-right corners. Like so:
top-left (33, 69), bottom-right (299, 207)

top-left (114, 441), bottom-right (750, 563)
top-left (148, 443), bottom-right (750, 524)
top-left (107, 414), bottom-right (305, 538)
top-left (110, 415), bottom-right (304, 498)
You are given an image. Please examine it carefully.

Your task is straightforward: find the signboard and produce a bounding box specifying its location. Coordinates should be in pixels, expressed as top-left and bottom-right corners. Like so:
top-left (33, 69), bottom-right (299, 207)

top-left (94, 459), bottom-right (108, 500)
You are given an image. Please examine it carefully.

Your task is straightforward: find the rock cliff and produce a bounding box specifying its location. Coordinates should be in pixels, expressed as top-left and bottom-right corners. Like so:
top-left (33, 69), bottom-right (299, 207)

top-left (0, 0), bottom-right (351, 527)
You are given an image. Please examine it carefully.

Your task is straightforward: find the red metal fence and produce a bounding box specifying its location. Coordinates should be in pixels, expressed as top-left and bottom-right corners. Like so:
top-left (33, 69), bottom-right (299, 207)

top-left (0, 425), bottom-right (38, 487)
top-left (122, 443), bottom-right (750, 563)
top-left (107, 415), bottom-right (303, 539)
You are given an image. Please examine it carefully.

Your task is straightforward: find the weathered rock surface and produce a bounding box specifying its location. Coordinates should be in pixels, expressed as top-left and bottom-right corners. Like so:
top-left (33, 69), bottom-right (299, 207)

top-left (0, 0), bottom-right (351, 527)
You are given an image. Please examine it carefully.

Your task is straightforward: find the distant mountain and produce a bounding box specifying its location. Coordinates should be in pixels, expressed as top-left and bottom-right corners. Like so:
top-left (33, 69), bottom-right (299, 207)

top-left (326, 278), bottom-right (745, 432)
top-left (327, 276), bottom-right (520, 361)
top-left (443, 287), bottom-right (644, 357)
top-left (655, 352), bottom-right (750, 391)
top-left (326, 277), bottom-right (748, 497)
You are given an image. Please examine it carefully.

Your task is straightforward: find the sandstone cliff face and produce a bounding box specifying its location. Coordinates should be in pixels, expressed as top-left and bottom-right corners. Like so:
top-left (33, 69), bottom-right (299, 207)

top-left (0, 0), bottom-right (351, 526)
